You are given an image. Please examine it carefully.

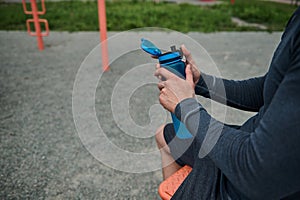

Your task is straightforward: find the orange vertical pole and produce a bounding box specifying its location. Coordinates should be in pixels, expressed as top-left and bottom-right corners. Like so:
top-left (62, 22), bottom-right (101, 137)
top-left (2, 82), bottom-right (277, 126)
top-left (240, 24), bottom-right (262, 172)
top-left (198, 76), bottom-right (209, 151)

top-left (23, 0), bottom-right (49, 51)
top-left (98, 0), bottom-right (109, 71)
top-left (31, 0), bottom-right (44, 50)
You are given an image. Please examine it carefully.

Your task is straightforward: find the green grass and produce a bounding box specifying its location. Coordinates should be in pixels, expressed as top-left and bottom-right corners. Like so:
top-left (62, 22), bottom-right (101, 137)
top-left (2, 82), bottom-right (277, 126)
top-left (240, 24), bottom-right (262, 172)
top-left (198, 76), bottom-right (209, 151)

top-left (0, 0), bottom-right (297, 32)
top-left (216, 0), bottom-right (296, 31)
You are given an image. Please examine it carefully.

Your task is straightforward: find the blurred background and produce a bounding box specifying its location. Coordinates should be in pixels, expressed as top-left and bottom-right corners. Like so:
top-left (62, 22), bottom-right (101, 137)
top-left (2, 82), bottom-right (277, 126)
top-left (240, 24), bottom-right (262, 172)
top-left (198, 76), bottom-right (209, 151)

top-left (0, 0), bottom-right (298, 199)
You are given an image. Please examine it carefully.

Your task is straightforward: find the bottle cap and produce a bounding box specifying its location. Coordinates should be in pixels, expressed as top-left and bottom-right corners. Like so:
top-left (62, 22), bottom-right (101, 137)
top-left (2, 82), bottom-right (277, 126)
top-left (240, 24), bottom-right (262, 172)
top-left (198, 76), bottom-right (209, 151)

top-left (140, 38), bottom-right (162, 56)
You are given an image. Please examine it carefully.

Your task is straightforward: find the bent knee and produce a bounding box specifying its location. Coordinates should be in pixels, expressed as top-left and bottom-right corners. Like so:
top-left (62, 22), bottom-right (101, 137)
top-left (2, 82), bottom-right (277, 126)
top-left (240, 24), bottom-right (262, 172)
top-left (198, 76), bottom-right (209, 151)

top-left (155, 124), bottom-right (167, 149)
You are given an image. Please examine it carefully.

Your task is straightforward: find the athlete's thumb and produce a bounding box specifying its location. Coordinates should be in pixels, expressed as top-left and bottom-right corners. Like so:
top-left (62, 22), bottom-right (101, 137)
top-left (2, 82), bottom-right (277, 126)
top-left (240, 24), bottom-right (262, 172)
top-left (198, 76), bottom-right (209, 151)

top-left (186, 64), bottom-right (194, 87)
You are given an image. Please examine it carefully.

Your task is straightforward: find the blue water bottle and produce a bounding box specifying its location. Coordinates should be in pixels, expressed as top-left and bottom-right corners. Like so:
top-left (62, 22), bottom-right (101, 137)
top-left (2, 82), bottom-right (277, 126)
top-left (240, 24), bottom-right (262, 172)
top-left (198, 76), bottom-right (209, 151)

top-left (141, 38), bottom-right (193, 139)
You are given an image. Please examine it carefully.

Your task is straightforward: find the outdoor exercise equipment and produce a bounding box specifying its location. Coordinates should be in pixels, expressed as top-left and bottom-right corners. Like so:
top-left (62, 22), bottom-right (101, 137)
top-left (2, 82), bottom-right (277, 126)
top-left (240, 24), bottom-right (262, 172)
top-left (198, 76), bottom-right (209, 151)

top-left (98, 0), bottom-right (109, 71)
top-left (22, 0), bottom-right (49, 51)
top-left (159, 165), bottom-right (192, 200)
top-left (22, 0), bottom-right (109, 71)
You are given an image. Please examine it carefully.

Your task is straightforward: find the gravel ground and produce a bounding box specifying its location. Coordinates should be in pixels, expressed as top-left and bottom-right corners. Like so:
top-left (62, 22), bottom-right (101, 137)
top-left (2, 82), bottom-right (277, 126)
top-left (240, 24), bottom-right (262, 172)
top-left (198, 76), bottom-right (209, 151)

top-left (0, 31), bottom-right (282, 199)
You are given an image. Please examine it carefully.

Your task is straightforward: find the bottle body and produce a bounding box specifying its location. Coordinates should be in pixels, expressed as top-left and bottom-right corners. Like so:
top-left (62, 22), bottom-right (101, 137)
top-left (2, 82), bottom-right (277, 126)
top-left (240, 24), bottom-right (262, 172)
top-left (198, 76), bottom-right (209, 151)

top-left (159, 53), bottom-right (193, 139)
top-left (159, 52), bottom-right (185, 78)
top-left (140, 39), bottom-right (193, 139)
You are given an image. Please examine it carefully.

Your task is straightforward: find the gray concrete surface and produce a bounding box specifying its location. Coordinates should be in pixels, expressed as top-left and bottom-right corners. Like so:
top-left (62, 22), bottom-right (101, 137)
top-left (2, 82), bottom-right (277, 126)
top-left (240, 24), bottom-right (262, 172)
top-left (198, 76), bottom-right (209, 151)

top-left (0, 31), bottom-right (282, 199)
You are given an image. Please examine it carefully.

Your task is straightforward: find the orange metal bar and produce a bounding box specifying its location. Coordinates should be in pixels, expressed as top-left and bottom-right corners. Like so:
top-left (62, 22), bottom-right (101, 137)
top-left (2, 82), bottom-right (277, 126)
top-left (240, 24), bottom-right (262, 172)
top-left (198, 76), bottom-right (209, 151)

top-left (98, 0), bottom-right (109, 71)
top-left (23, 0), bottom-right (48, 51)
top-left (39, 19), bottom-right (49, 37)
top-left (22, 0), bottom-right (31, 14)
top-left (30, 0), bottom-right (44, 50)
top-left (22, 0), bottom-right (46, 15)
top-left (26, 19), bottom-right (49, 37)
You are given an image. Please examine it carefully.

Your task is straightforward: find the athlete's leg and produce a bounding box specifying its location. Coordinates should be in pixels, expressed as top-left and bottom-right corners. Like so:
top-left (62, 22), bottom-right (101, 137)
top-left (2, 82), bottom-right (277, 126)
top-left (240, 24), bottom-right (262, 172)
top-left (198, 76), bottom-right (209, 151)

top-left (155, 124), bottom-right (182, 180)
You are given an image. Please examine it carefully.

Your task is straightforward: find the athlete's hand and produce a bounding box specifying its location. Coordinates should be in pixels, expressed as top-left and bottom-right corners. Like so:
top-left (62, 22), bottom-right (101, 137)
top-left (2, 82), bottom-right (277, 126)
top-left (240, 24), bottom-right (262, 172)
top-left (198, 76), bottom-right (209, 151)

top-left (155, 64), bottom-right (195, 113)
top-left (181, 45), bottom-right (201, 87)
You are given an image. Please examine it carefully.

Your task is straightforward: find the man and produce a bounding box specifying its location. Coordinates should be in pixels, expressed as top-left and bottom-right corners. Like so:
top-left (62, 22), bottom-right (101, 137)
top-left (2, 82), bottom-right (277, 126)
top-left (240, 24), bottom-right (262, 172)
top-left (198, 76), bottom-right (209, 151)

top-left (155, 7), bottom-right (300, 199)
